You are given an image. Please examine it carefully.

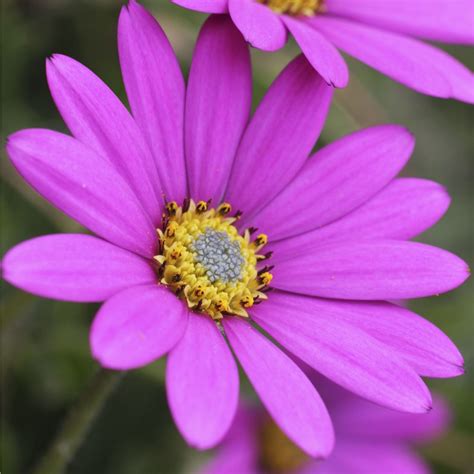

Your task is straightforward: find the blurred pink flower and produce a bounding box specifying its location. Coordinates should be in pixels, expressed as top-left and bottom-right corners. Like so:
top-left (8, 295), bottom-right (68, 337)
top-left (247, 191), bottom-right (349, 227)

top-left (202, 378), bottom-right (451, 474)
top-left (173, 0), bottom-right (474, 102)
top-left (2, 0), bottom-right (468, 456)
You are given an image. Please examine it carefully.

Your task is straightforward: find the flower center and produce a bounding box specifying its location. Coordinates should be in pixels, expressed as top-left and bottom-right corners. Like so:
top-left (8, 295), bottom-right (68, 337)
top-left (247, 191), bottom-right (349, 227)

top-left (155, 199), bottom-right (273, 320)
top-left (257, 0), bottom-right (324, 16)
top-left (259, 418), bottom-right (310, 473)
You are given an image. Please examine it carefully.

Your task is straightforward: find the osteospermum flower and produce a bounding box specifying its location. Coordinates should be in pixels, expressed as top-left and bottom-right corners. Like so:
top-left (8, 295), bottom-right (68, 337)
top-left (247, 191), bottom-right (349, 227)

top-left (202, 379), bottom-right (450, 474)
top-left (2, 0), bottom-right (469, 456)
top-left (173, 0), bottom-right (474, 102)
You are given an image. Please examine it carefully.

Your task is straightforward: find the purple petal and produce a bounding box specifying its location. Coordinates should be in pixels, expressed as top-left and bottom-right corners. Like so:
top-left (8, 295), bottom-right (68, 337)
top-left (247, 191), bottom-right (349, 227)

top-left (425, 45), bottom-right (474, 104)
top-left (172, 0), bottom-right (228, 13)
top-left (200, 405), bottom-right (260, 474)
top-left (186, 15), bottom-right (251, 203)
top-left (90, 285), bottom-right (187, 369)
top-left (251, 292), bottom-right (432, 413)
top-left (228, 0), bottom-right (287, 51)
top-left (118, 1), bottom-right (187, 202)
top-left (289, 297), bottom-right (462, 378)
top-left (166, 314), bottom-right (239, 449)
top-left (331, 394), bottom-right (451, 443)
top-left (311, 16), bottom-right (474, 103)
top-left (46, 54), bottom-right (163, 221)
top-left (272, 240), bottom-right (469, 300)
top-left (252, 125), bottom-right (414, 241)
top-left (225, 55), bottom-right (333, 218)
top-left (224, 317), bottom-right (334, 458)
top-left (6, 129), bottom-right (156, 257)
top-left (326, 0), bottom-right (474, 45)
top-left (282, 15), bottom-right (348, 87)
top-left (336, 300), bottom-right (464, 377)
top-left (319, 441), bottom-right (430, 474)
top-left (268, 178), bottom-right (450, 255)
top-left (316, 299), bottom-right (463, 378)
top-left (2, 234), bottom-right (155, 302)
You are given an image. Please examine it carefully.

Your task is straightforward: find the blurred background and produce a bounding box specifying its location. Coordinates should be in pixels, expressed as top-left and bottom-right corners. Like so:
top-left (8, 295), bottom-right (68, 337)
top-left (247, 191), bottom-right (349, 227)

top-left (1, 0), bottom-right (473, 473)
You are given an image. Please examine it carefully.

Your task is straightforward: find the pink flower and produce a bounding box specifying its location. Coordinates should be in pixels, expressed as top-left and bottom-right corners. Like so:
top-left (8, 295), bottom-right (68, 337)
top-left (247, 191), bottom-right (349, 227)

top-left (2, 0), bottom-right (468, 456)
top-left (173, 0), bottom-right (474, 102)
top-left (202, 378), bottom-right (451, 474)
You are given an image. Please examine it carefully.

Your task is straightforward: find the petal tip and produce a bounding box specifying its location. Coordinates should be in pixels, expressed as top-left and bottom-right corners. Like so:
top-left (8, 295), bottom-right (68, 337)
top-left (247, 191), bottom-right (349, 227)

top-left (455, 363), bottom-right (465, 376)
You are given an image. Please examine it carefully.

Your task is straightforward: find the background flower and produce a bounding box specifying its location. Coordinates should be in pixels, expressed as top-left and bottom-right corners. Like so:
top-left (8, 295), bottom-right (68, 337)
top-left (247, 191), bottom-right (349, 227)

top-left (173, 0), bottom-right (474, 102)
top-left (201, 377), bottom-right (451, 474)
top-left (1, 1), bottom-right (473, 473)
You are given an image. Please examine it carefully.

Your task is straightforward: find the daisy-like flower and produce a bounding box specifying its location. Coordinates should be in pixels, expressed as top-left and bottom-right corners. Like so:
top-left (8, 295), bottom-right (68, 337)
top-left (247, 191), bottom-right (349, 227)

top-left (2, 0), bottom-right (469, 456)
top-left (202, 379), bottom-right (450, 474)
top-left (173, 0), bottom-right (474, 102)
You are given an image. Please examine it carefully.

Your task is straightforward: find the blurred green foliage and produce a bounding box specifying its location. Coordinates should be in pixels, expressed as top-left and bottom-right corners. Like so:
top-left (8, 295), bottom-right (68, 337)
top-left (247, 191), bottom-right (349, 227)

top-left (1, 1), bottom-right (473, 473)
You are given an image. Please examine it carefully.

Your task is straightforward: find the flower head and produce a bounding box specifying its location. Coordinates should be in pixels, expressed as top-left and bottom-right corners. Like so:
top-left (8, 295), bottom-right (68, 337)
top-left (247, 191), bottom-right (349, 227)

top-left (2, 0), bottom-right (469, 456)
top-left (173, 0), bottom-right (474, 102)
top-left (202, 378), bottom-right (451, 474)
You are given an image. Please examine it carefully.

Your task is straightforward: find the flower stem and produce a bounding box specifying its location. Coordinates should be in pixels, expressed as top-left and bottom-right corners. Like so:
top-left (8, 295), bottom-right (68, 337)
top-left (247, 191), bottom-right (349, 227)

top-left (32, 368), bottom-right (124, 474)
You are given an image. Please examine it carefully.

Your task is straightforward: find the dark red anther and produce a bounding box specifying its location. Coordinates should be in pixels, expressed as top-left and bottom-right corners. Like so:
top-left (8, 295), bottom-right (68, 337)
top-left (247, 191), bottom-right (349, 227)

top-left (258, 265), bottom-right (274, 275)
top-left (182, 197), bottom-right (191, 212)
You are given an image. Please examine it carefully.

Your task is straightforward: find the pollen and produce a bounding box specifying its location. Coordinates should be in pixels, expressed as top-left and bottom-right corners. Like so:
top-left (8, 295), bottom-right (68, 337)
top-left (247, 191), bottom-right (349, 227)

top-left (257, 0), bottom-right (324, 16)
top-left (155, 199), bottom-right (272, 320)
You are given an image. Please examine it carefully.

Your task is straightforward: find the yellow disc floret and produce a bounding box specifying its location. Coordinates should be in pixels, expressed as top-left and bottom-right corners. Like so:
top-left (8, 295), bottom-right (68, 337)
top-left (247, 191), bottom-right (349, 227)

top-left (155, 199), bottom-right (272, 320)
top-left (257, 0), bottom-right (324, 16)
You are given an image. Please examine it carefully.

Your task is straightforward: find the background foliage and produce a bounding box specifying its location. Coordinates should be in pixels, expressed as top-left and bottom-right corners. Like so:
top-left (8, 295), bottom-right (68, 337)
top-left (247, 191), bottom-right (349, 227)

top-left (1, 0), bottom-right (473, 473)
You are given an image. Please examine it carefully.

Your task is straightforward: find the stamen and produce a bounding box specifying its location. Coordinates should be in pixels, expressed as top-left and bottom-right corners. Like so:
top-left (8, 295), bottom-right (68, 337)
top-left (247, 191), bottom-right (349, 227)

top-left (166, 201), bottom-right (178, 216)
top-left (254, 233), bottom-right (268, 248)
top-left (258, 272), bottom-right (273, 286)
top-left (196, 200), bottom-right (208, 213)
top-left (217, 203), bottom-right (232, 215)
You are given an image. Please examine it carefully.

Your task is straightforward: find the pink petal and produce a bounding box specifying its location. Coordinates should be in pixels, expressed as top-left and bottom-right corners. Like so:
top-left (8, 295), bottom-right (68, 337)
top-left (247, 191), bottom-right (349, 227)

top-left (118, 1), bottom-right (187, 202)
top-left (272, 240), bottom-right (469, 300)
top-left (229, 0), bottom-right (287, 51)
top-left (326, 0), bottom-right (474, 45)
top-left (6, 129), bottom-right (156, 257)
top-left (282, 15), bottom-right (348, 87)
top-left (2, 234), bottom-right (155, 302)
top-left (172, 0), bottom-right (228, 13)
top-left (225, 55), bottom-right (332, 218)
top-left (46, 54), bottom-right (163, 222)
top-left (320, 441), bottom-right (430, 474)
top-left (251, 292), bottom-right (432, 413)
top-left (186, 15), bottom-right (251, 203)
top-left (311, 16), bottom-right (474, 103)
top-left (90, 285), bottom-right (187, 369)
top-left (331, 394), bottom-right (451, 443)
top-left (268, 178), bottom-right (450, 256)
top-left (224, 317), bottom-right (334, 458)
top-left (425, 46), bottom-right (474, 104)
top-left (318, 300), bottom-right (463, 378)
top-left (200, 405), bottom-right (260, 474)
top-left (252, 125), bottom-right (414, 241)
top-left (166, 314), bottom-right (239, 449)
